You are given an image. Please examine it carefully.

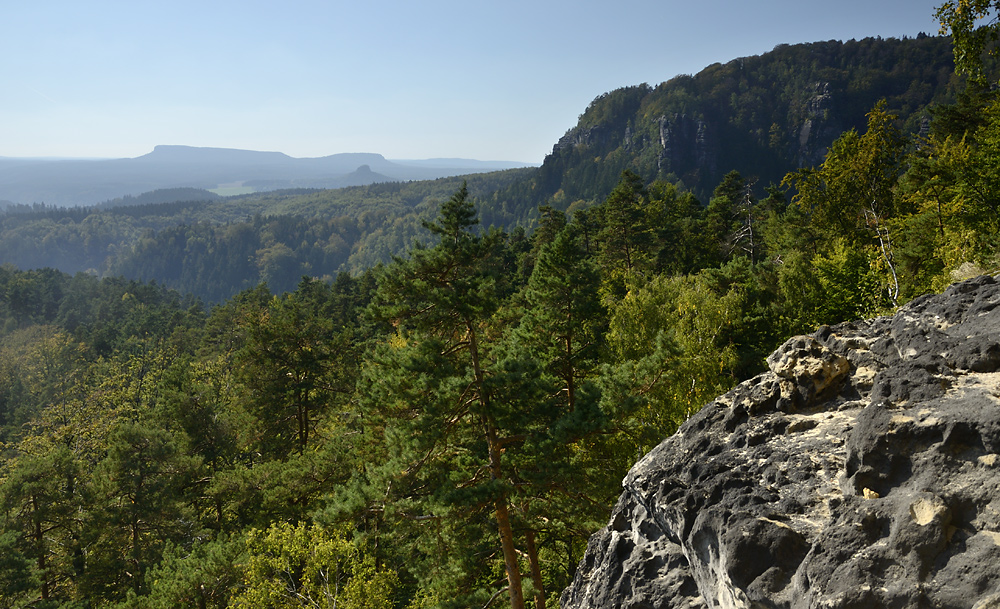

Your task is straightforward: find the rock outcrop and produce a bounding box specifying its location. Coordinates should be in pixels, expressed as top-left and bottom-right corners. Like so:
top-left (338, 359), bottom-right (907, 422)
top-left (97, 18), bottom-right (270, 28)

top-left (796, 81), bottom-right (841, 168)
top-left (562, 276), bottom-right (1000, 609)
top-left (552, 125), bottom-right (613, 154)
top-left (657, 114), bottom-right (717, 178)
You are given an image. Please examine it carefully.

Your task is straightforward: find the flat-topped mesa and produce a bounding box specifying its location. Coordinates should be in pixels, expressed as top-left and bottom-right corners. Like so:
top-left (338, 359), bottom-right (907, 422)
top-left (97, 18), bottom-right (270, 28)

top-left (561, 275), bottom-right (1000, 609)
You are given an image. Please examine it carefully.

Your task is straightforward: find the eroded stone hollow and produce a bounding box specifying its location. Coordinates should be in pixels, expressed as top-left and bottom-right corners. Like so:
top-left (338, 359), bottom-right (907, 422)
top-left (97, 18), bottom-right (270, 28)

top-left (561, 276), bottom-right (1000, 609)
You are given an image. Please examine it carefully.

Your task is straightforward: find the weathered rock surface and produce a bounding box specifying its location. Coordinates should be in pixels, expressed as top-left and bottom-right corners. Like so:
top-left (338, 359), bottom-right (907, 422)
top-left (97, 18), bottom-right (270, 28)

top-left (562, 276), bottom-right (1000, 609)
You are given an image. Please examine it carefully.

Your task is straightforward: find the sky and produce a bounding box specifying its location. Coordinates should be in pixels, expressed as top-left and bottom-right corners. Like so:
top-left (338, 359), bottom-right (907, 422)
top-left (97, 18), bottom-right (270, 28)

top-left (1, 0), bottom-right (947, 163)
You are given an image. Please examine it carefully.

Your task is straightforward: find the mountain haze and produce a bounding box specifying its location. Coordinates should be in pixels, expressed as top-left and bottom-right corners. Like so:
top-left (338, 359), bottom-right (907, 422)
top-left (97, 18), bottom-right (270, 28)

top-left (0, 145), bottom-right (537, 207)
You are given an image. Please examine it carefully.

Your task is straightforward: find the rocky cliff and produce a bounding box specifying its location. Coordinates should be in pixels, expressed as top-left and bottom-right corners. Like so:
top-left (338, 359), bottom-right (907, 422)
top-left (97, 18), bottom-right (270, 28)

top-left (562, 276), bottom-right (1000, 609)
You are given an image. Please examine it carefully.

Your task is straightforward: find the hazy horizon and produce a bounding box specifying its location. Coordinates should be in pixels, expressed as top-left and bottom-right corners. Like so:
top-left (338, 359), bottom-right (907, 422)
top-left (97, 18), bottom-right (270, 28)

top-left (0, 145), bottom-right (541, 165)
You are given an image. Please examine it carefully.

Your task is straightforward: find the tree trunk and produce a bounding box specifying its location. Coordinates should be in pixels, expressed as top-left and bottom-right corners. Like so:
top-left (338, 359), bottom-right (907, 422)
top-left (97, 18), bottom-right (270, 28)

top-left (866, 204), bottom-right (899, 307)
top-left (493, 487), bottom-right (526, 609)
top-left (470, 321), bottom-right (526, 609)
top-left (132, 516), bottom-right (142, 597)
top-left (297, 386), bottom-right (308, 454)
top-left (565, 330), bottom-right (575, 413)
top-left (33, 495), bottom-right (48, 600)
top-left (525, 529), bottom-right (547, 609)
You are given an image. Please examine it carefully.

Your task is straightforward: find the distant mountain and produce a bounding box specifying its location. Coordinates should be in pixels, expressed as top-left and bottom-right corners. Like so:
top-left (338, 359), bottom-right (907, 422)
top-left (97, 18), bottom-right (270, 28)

top-left (133, 145), bottom-right (296, 165)
top-left (0, 146), bottom-right (537, 207)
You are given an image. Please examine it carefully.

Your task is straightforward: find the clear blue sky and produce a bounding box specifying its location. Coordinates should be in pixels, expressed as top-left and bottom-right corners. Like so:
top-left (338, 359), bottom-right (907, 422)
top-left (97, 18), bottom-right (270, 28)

top-left (1, 0), bottom-right (946, 162)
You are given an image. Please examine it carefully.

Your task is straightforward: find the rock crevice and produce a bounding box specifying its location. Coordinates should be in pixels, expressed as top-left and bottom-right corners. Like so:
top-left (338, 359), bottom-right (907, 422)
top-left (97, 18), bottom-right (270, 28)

top-left (562, 276), bottom-right (1000, 609)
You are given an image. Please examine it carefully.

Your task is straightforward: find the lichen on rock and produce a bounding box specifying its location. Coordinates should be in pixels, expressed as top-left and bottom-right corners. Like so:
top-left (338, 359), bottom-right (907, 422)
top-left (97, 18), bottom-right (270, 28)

top-left (561, 276), bottom-right (1000, 609)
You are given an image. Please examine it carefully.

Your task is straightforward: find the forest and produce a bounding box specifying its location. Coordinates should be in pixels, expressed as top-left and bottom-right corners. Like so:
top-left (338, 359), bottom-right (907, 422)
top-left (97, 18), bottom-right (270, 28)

top-left (2, 3), bottom-right (1000, 608)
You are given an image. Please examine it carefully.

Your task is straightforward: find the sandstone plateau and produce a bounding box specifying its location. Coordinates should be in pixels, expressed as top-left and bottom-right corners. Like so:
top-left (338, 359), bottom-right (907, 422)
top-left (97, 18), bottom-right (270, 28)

top-left (562, 275), bottom-right (1000, 608)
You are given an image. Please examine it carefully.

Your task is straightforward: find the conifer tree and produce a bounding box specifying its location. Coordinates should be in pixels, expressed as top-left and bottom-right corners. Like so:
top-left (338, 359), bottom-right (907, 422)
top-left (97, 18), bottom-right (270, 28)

top-left (648, 181), bottom-right (705, 275)
top-left (362, 184), bottom-right (527, 609)
top-left (518, 224), bottom-right (605, 415)
top-left (234, 285), bottom-right (344, 458)
top-left (598, 170), bottom-right (650, 276)
top-left (704, 170), bottom-right (762, 263)
top-left (0, 446), bottom-right (82, 604)
top-left (596, 170), bottom-right (654, 301)
top-left (0, 530), bottom-right (35, 607)
top-left (85, 422), bottom-right (201, 600)
top-left (507, 223), bottom-right (610, 608)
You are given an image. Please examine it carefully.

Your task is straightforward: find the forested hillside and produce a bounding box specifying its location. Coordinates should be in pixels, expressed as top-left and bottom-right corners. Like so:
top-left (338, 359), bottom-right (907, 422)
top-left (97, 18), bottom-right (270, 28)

top-left (3, 7), bottom-right (1000, 607)
top-left (0, 170), bottom-right (530, 300)
top-left (0, 35), bottom-right (964, 303)
top-left (519, 34), bottom-right (961, 207)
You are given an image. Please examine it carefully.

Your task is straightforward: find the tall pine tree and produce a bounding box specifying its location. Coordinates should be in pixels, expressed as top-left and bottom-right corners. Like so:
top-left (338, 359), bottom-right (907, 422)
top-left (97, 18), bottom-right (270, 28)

top-left (361, 184), bottom-right (527, 609)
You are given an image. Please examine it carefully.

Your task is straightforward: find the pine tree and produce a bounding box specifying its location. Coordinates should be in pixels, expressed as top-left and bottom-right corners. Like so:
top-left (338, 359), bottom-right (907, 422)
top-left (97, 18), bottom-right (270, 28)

top-left (518, 224), bottom-right (605, 415)
top-left (0, 446), bottom-right (82, 604)
top-left (362, 184), bottom-right (527, 609)
top-left (597, 170), bottom-right (651, 279)
top-left (85, 422), bottom-right (201, 600)
top-left (506, 223), bottom-right (611, 608)
top-left (234, 285), bottom-right (345, 459)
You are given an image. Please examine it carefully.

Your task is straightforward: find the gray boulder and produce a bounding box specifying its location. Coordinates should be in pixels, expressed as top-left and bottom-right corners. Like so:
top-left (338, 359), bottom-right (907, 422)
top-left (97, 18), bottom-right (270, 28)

top-left (562, 275), bottom-right (1000, 609)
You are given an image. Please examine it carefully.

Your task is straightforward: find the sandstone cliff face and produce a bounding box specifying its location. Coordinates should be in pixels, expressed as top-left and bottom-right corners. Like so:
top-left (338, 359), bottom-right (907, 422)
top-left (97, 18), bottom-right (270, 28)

top-left (796, 82), bottom-right (841, 168)
top-left (657, 114), bottom-right (716, 177)
top-left (562, 276), bottom-right (1000, 609)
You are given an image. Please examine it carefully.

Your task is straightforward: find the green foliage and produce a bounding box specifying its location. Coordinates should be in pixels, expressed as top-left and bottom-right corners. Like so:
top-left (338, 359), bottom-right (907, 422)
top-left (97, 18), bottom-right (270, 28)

top-left (126, 537), bottom-right (244, 609)
top-left (784, 100), bottom-right (907, 306)
top-left (234, 287), bottom-right (343, 458)
top-left (504, 222), bottom-right (616, 604)
top-left (936, 0), bottom-right (1000, 85)
top-left (605, 272), bottom-right (743, 450)
top-left (648, 180), bottom-right (709, 274)
top-left (0, 530), bottom-right (36, 608)
top-left (703, 170), bottom-right (768, 264)
top-left (84, 422), bottom-right (202, 601)
top-left (0, 446), bottom-right (82, 605)
top-left (785, 101), bottom-right (905, 238)
top-left (359, 185), bottom-right (532, 608)
top-left (957, 98), bottom-right (1000, 231)
top-left (595, 170), bottom-right (654, 298)
top-left (232, 522), bottom-right (396, 609)
top-left (518, 224), bottom-right (606, 403)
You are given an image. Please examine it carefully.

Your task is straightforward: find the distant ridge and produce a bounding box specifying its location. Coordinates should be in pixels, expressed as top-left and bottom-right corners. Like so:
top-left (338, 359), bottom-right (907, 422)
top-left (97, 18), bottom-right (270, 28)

top-left (135, 145), bottom-right (295, 164)
top-left (0, 146), bottom-right (536, 206)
